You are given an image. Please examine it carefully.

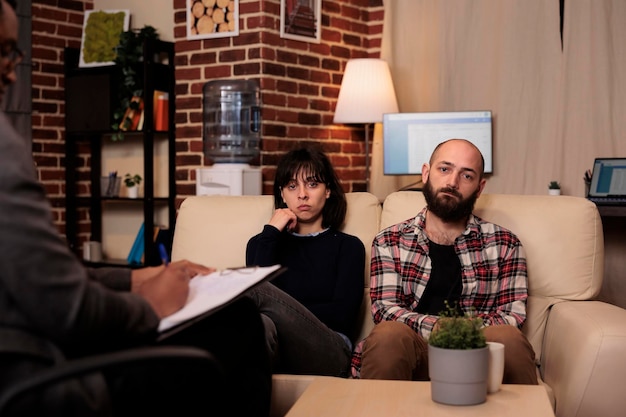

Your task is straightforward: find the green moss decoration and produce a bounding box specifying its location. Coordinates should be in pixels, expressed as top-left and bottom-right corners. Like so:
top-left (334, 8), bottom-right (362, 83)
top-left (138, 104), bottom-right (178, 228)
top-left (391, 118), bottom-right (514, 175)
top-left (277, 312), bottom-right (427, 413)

top-left (82, 11), bottom-right (127, 64)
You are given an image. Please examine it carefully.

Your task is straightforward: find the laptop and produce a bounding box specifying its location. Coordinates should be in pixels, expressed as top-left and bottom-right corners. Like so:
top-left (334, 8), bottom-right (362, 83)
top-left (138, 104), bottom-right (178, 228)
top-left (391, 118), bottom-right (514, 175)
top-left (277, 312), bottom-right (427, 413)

top-left (586, 158), bottom-right (626, 206)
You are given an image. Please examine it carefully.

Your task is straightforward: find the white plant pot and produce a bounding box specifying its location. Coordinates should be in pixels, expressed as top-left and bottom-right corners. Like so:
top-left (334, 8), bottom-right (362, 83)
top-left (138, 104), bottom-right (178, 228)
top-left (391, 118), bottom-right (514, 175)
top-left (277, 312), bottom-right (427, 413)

top-left (428, 344), bottom-right (489, 406)
top-left (127, 185), bottom-right (139, 198)
top-left (548, 189), bottom-right (561, 196)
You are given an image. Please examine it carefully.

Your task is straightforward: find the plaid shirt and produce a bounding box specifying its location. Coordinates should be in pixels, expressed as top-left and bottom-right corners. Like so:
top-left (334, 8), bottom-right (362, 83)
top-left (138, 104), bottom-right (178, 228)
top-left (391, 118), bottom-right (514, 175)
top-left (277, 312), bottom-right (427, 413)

top-left (351, 207), bottom-right (528, 378)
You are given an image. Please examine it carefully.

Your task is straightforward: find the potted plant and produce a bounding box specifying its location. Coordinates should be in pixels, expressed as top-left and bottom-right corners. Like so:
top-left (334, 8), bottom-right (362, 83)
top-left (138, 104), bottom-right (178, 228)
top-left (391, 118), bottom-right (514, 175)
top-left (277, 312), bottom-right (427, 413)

top-left (548, 181), bottom-right (561, 196)
top-left (124, 173), bottom-right (142, 198)
top-left (111, 26), bottom-right (159, 141)
top-left (428, 303), bottom-right (489, 405)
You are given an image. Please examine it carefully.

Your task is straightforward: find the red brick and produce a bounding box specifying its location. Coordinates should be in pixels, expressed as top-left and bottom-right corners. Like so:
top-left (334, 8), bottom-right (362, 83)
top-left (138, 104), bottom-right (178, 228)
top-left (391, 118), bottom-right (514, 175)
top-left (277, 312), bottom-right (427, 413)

top-left (204, 65), bottom-right (232, 78)
top-left (288, 96), bottom-right (308, 109)
top-left (176, 67), bottom-right (202, 80)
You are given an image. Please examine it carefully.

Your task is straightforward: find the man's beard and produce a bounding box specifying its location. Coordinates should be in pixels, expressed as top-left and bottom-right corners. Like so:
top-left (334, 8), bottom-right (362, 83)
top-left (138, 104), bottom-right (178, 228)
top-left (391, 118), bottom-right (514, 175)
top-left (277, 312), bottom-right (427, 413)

top-left (422, 181), bottom-right (480, 222)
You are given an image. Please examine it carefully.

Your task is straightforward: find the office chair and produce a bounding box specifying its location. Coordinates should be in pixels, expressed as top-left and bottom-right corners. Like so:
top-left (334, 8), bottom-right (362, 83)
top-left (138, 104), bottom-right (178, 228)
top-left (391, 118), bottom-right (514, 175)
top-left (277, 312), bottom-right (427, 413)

top-left (0, 345), bottom-right (222, 416)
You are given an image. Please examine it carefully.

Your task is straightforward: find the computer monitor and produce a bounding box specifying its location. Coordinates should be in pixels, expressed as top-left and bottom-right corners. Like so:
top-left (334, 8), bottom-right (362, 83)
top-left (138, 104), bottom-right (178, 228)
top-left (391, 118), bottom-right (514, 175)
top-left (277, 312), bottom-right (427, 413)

top-left (383, 111), bottom-right (493, 175)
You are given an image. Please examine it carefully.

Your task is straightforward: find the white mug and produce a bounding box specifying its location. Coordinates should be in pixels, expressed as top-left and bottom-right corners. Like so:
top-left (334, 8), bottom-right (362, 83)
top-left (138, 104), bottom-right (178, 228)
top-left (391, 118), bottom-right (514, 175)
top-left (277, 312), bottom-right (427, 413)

top-left (83, 241), bottom-right (102, 262)
top-left (487, 342), bottom-right (505, 393)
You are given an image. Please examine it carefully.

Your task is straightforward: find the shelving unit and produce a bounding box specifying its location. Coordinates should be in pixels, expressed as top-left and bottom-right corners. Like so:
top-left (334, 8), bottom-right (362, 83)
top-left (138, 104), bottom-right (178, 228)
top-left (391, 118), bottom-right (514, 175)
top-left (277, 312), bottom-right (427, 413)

top-left (64, 39), bottom-right (176, 267)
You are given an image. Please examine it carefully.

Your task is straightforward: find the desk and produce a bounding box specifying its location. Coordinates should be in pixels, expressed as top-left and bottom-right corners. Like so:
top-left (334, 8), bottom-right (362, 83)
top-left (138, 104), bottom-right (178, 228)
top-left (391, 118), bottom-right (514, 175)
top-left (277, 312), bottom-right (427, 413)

top-left (596, 205), bottom-right (626, 217)
top-left (285, 377), bottom-right (554, 417)
top-left (596, 212), bottom-right (626, 309)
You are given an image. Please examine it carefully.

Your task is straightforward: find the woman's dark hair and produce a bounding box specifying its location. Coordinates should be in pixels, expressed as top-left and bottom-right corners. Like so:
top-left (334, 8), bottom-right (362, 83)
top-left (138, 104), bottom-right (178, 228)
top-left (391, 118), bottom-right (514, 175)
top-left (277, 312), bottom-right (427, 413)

top-left (273, 146), bottom-right (347, 230)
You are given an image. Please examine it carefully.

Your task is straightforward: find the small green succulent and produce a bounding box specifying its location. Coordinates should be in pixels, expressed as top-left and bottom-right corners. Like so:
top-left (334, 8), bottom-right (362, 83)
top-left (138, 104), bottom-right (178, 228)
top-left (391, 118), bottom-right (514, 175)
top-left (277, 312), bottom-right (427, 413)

top-left (428, 302), bottom-right (486, 350)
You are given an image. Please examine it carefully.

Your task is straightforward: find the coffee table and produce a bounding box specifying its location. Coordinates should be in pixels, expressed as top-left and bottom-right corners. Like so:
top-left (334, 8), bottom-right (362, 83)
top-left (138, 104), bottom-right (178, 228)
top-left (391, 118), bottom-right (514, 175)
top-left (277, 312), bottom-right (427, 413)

top-left (284, 377), bottom-right (554, 416)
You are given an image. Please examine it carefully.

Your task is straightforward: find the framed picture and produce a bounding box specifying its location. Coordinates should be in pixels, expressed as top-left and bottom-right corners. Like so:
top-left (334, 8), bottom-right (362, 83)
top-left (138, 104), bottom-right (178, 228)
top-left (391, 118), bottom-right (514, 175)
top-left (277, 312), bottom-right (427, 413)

top-left (187, 0), bottom-right (239, 40)
top-left (280, 0), bottom-right (321, 43)
top-left (79, 9), bottom-right (130, 68)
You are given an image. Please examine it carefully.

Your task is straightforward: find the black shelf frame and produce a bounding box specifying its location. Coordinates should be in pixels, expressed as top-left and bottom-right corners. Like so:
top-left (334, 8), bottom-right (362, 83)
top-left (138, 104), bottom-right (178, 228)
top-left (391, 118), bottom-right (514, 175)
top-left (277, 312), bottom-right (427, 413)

top-left (64, 39), bottom-right (176, 267)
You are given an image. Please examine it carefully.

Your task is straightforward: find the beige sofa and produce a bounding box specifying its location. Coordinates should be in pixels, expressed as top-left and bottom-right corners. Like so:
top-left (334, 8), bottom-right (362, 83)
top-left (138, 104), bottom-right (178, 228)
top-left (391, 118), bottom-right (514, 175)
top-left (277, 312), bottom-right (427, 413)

top-left (172, 191), bottom-right (626, 417)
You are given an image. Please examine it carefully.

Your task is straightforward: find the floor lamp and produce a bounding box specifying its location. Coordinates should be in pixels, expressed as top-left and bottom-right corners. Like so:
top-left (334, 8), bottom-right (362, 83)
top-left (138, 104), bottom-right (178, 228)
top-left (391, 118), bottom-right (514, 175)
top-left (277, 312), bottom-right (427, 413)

top-left (333, 59), bottom-right (399, 191)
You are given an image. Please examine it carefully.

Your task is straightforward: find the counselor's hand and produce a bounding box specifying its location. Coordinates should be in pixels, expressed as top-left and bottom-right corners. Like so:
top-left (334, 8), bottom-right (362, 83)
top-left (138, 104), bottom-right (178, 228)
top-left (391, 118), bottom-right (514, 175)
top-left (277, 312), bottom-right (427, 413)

top-left (134, 260), bottom-right (215, 318)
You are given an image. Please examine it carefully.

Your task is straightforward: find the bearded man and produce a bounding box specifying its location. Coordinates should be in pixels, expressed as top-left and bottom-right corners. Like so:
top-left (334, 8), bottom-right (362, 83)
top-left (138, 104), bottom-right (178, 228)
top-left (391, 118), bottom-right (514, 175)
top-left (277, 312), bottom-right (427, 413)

top-left (351, 139), bottom-right (538, 384)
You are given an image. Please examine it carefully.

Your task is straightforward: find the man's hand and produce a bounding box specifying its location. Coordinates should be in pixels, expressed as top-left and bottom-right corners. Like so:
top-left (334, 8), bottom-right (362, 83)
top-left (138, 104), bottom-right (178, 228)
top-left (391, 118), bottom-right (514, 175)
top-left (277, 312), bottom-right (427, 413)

top-left (432, 319), bottom-right (441, 333)
top-left (133, 260), bottom-right (215, 318)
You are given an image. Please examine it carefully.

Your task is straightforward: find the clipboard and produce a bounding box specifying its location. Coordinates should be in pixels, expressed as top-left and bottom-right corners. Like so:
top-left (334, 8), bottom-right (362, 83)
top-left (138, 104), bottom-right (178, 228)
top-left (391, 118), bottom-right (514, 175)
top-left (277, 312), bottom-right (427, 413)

top-left (157, 265), bottom-right (286, 341)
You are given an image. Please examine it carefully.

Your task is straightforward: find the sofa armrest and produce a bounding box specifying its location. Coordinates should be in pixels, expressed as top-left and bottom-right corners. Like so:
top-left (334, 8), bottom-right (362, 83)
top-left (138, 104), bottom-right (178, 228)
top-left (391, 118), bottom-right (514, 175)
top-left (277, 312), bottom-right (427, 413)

top-left (542, 301), bottom-right (626, 417)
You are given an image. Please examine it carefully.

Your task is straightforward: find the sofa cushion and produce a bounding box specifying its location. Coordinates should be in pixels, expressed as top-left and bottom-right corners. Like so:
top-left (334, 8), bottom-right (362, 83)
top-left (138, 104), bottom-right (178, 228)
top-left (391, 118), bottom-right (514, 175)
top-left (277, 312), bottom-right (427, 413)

top-left (340, 192), bottom-right (381, 342)
top-left (341, 192), bottom-right (382, 286)
top-left (171, 195), bottom-right (274, 269)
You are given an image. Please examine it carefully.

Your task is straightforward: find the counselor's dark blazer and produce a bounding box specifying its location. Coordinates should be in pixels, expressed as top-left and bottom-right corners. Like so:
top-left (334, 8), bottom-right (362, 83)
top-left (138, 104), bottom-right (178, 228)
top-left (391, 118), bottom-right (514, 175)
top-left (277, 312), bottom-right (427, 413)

top-left (0, 112), bottom-right (159, 407)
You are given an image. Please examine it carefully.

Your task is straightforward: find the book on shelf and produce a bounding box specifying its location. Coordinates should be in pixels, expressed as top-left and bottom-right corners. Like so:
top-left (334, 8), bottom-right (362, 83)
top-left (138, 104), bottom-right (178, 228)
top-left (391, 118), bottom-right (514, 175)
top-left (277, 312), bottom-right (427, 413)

top-left (153, 90), bottom-right (169, 131)
top-left (148, 226), bottom-right (171, 264)
top-left (153, 227), bottom-right (172, 257)
top-left (127, 222), bottom-right (145, 265)
top-left (120, 96), bottom-right (144, 132)
top-left (127, 223), bottom-right (172, 266)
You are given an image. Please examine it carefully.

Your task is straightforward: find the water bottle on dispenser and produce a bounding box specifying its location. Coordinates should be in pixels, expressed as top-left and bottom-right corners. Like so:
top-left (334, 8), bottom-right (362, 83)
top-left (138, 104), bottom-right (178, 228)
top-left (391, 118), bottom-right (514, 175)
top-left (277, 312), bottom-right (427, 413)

top-left (196, 79), bottom-right (262, 196)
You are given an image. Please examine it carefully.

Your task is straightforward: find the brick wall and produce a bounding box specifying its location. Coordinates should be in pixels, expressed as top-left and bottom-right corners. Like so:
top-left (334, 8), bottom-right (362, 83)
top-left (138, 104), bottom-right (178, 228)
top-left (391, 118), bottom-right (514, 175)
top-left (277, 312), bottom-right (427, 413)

top-left (32, 0), bottom-right (92, 234)
top-left (31, 0), bottom-right (384, 233)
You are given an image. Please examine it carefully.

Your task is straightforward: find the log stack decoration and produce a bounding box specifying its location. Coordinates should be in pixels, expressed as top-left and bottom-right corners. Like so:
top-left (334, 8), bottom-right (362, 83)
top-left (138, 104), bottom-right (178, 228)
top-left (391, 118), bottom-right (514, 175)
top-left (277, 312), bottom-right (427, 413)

top-left (190, 0), bottom-right (237, 35)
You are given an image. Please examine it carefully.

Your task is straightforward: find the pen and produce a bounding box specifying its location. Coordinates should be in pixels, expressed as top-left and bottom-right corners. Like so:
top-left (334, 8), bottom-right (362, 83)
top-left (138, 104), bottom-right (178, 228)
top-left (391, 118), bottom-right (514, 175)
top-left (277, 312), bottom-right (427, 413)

top-left (158, 243), bottom-right (169, 266)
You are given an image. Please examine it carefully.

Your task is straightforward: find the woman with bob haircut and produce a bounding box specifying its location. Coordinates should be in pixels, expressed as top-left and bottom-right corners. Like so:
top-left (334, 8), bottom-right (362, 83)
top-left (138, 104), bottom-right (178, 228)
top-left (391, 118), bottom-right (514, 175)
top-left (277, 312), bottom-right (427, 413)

top-left (246, 146), bottom-right (364, 377)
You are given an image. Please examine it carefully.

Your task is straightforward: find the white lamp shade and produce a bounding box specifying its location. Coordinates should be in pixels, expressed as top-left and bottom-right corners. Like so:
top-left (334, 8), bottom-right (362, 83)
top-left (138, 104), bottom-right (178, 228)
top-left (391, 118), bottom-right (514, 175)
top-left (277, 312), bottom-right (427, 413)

top-left (333, 58), bottom-right (399, 124)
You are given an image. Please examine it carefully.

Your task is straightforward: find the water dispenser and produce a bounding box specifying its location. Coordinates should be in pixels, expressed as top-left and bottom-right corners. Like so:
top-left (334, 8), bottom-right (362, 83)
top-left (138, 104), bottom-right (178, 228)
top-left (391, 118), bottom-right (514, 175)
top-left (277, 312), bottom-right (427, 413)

top-left (203, 79), bottom-right (261, 163)
top-left (197, 79), bottom-right (262, 196)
